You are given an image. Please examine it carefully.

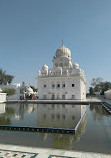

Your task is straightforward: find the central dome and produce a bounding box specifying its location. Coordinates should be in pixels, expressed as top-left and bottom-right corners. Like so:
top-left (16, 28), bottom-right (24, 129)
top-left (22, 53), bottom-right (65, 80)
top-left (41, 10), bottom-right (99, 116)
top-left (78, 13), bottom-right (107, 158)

top-left (56, 44), bottom-right (71, 58)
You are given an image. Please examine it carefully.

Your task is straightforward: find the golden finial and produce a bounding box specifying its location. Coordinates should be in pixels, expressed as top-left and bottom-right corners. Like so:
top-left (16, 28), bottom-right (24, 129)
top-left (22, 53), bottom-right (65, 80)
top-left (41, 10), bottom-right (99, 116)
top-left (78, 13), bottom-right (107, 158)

top-left (62, 40), bottom-right (64, 46)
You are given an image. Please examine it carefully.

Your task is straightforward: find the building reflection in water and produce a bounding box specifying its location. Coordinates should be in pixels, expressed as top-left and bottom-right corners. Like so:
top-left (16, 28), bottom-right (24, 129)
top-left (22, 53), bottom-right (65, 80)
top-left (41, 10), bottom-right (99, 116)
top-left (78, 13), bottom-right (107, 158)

top-left (0, 103), bottom-right (88, 149)
top-left (0, 104), bottom-right (87, 128)
top-left (36, 104), bottom-right (87, 149)
top-left (0, 103), bottom-right (87, 130)
top-left (37, 104), bottom-right (87, 129)
top-left (0, 103), bottom-right (37, 125)
top-left (51, 114), bottom-right (87, 149)
top-left (34, 104), bottom-right (88, 149)
top-left (0, 103), bottom-right (11, 125)
top-left (0, 103), bottom-right (5, 114)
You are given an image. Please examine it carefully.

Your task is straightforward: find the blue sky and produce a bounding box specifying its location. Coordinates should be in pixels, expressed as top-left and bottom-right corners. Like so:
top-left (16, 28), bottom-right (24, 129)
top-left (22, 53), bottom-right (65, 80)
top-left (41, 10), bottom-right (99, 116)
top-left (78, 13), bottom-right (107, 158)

top-left (0, 0), bottom-right (111, 89)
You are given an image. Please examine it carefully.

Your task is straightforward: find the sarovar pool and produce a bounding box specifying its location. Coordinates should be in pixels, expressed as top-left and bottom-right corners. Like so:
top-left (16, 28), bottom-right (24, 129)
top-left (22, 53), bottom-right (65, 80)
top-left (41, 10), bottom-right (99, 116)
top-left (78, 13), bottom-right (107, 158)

top-left (0, 103), bottom-right (111, 154)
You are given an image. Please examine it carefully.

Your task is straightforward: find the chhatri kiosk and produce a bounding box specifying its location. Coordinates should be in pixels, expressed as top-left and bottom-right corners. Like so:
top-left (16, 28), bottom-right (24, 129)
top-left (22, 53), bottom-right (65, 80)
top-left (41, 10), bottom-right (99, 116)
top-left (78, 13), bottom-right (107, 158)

top-left (38, 41), bottom-right (86, 100)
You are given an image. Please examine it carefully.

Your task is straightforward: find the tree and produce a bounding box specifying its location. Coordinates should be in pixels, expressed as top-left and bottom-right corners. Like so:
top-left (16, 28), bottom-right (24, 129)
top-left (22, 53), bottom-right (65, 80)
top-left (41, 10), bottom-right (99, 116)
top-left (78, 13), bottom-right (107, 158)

top-left (89, 77), bottom-right (111, 95)
top-left (89, 87), bottom-right (95, 95)
top-left (5, 74), bottom-right (14, 84)
top-left (100, 81), bottom-right (111, 95)
top-left (0, 69), bottom-right (14, 85)
top-left (2, 88), bottom-right (16, 96)
top-left (91, 77), bottom-right (103, 93)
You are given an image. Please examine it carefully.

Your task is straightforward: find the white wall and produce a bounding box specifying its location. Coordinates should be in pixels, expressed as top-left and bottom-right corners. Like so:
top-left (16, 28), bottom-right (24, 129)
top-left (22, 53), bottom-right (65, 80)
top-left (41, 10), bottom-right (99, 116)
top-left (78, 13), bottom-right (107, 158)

top-left (80, 80), bottom-right (86, 100)
top-left (0, 93), bottom-right (6, 103)
top-left (38, 76), bottom-right (86, 100)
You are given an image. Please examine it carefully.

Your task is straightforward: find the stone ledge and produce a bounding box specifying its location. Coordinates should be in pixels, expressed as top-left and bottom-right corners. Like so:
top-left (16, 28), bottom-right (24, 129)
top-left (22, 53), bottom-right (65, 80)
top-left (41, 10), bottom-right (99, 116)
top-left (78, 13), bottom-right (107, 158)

top-left (0, 144), bottom-right (111, 158)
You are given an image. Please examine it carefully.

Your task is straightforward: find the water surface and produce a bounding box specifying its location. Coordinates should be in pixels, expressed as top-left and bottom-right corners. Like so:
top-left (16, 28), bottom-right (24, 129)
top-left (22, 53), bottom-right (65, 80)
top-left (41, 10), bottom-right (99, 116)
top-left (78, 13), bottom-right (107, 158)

top-left (0, 103), bottom-right (111, 154)
top-left (0, 103), bottom-right (86, 129)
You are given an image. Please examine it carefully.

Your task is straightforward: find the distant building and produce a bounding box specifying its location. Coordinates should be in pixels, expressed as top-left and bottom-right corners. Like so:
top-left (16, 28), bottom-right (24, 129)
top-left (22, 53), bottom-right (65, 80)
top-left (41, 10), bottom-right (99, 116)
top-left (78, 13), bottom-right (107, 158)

top-left (0, 83), bottom-right (37, 101)
top-left (0, 83), bottom-right (23, 100)
top-left (104, 89), bottom-right (111, 100)
top-left (38, 41), bottom-right (86, 100)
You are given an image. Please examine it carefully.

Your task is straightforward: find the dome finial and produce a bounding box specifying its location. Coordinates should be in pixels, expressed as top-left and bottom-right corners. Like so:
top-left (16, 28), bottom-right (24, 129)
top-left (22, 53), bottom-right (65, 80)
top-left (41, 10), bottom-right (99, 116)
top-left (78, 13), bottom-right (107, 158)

top-left (62, 40), bottom-right (64, 46)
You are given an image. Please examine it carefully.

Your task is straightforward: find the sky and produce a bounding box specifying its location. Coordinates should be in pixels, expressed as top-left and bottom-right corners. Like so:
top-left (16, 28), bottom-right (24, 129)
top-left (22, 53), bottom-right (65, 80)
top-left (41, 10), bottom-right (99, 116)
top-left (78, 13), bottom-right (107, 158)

top-left (0, 0), bottom-right (111, 90)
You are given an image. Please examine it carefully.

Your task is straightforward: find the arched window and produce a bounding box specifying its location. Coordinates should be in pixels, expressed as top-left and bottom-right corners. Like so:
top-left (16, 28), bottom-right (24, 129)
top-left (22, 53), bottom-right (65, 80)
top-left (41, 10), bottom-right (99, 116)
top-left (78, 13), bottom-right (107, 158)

top-left (52, 82), bottom-right (55, 88)
top-left (52, 94), bottom-right (55, 100)
top-left (62, 95), bottom-right (65, 99)
top-left (43, 95), bottom-right (46, 99)
top-left (57, 81), bottom-right (60, 88)
top-left (62, 82), bottom-right (65, 88)
top-left (72, 95), bottom-right (75, 99)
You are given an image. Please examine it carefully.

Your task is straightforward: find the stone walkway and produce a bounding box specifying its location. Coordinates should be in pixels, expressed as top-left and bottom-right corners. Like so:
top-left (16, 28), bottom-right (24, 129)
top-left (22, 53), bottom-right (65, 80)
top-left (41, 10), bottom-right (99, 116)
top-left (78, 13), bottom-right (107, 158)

top-left (0, 150), bottom-right (38, 158)
top-left (0, 144), bottom-right (111, 158)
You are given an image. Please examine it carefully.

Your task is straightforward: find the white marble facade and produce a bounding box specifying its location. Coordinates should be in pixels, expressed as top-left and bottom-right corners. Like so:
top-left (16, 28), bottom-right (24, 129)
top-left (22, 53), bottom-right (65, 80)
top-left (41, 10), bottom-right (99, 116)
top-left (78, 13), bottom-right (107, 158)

top-left (0, 93), bottom-right (6, 103)
top-left (38, 41), bottom-right (86, 100)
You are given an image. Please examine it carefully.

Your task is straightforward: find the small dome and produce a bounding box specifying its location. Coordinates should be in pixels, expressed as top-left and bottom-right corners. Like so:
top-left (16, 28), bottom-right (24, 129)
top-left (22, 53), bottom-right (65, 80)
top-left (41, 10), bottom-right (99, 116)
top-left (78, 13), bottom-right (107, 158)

top-left (26, 87), bottom-right (33, 93)
top-left (56, 45), bottom-right (71, 58)
top-left (74, 62), bottom-right (79, 68)
top-left (42, 64), bottom-right (48, 70)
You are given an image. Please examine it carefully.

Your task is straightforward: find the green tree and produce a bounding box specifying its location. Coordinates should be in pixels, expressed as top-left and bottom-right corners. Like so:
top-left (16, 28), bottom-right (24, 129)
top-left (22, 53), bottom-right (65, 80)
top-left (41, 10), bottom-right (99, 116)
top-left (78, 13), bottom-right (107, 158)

top-left (91, 77), bottom-right (103, 93)
top-left (100, 81), bottom-right (111, 94)
top-left (89, 87), bottom-right (95, 95)
top-left (91, 77), bottom-right (103, 87)
top-left (0, 69), bottom-right (14, 85)
top-left (90, 77), bottom-right (111, 95)
top-left (2, 88), bottom-right (16, 96)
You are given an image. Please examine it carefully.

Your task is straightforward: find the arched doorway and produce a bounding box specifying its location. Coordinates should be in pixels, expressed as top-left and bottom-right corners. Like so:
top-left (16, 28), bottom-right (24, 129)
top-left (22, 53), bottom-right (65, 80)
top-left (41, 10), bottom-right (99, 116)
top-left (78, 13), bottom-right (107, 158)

top-left (57, 93), bottom-right (60, 100)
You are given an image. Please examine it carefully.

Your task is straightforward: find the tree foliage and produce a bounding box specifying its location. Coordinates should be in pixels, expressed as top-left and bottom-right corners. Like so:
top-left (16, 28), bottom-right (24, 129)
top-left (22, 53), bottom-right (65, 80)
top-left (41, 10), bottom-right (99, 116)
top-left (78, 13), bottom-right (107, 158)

top-left (100, 81), bottom-right (111, 94)
top-left (89, 87), bottom-right (95, 95)
top-left (0, 69), bottom-right (14, 85)
top-left (89, 77), bottom-right (111, 95)
top-left (2, 88), bottom-right (16, 96)
top-left (91, 77), bottom-right (103, 93)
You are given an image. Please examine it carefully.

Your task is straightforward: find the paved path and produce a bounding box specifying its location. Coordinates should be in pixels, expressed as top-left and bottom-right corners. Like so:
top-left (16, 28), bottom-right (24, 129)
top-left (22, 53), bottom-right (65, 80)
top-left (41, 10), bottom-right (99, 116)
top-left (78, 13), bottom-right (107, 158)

top-left (0, 144), bottom-right (111, 158)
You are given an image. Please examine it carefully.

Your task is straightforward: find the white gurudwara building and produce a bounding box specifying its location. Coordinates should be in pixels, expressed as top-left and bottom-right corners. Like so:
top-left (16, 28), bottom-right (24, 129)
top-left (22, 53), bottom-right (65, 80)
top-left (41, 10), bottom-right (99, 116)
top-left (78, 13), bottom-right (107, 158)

top-left (38, 41), bottom-right (86, 100)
